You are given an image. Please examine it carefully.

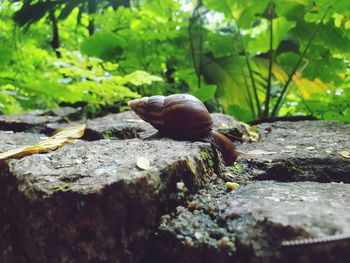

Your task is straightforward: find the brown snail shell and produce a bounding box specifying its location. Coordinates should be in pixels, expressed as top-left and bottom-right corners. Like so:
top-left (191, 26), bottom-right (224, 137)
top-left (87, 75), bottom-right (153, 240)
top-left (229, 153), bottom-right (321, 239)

top-left (128, 94), bottom-right (238, 165)
top-left (128, 94), bottom-right (214, 139)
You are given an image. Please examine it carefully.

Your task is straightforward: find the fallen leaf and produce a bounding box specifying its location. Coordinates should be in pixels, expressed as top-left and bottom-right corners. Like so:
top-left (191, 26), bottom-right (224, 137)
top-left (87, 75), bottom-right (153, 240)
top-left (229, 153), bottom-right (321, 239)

top-left (239, 122), bottom-right (260, 142)
top-left (226, 182), bottom-right (240, 191)
top-left (247, 149), bottom-right (277, 155)
top-left (136, 156), bottom-right (150, 170)
top-left (219, 123), bottom-right (229, 128)
top-left (52, 124), bottom-right (86, 139)
top-left (0, 146), bottom-right (37, 160)
top-left (0, 124), bottom-right (86, 161)
top-left (338, 151), bottom-right (350, 158)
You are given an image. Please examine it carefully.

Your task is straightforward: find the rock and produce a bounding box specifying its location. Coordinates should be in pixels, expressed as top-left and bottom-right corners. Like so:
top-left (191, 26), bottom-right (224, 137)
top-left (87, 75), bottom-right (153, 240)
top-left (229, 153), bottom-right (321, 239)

top-left (238, 121), bottom-right (350, 183)
top-left (0, 131), bottom-right (44, 152)
top-left (85, 111), bottom-right (155, 140)
top-left (0, 107), bottom-right (82, 133)
top-left (1, 108), bottom-right (350, 263)
top-left (0, 138), bottom-right (221, 262)
top-left (156, 181), bottom-right (350, 262)
top-left (47, 112), bottom-right (239, 141)
top-left (211, 113), bottom-right (237, 128)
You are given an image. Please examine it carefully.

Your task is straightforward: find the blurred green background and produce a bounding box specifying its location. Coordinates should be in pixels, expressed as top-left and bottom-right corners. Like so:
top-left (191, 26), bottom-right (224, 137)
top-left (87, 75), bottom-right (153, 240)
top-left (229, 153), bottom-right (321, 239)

top-left (1, 0), bottom-right (350, 122)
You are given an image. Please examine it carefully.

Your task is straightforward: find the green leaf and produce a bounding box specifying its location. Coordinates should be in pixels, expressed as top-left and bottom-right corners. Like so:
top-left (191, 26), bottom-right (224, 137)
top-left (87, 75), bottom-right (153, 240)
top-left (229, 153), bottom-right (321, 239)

top-left (80, 32), bottom-right (125, 61)
top-left (201, 55), bottom-right (262, 120)
top-left (202, 0), bottom-right (233, 17)
top-left (246, 17), bottom-right (296, 54)
top-left (317, 24), bottom-right (350, 54)
top-left (0, 85), bottom-right (22, 114)
top-left (123, 71), bottom-right (163, 86)
top-left (191, 83), bottom-right (217, 102)
top-left (58, 1), bottom-right (83, 20)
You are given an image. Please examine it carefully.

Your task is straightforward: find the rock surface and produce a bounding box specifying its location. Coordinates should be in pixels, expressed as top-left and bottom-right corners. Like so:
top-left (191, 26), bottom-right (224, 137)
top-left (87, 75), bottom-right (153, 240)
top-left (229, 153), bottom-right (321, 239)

top-left (156, 181), bottom-right (350, 262)
top-left (239, 121), bottom-right (350, 183)
top-left (0, 109), bottom-right (349, 262)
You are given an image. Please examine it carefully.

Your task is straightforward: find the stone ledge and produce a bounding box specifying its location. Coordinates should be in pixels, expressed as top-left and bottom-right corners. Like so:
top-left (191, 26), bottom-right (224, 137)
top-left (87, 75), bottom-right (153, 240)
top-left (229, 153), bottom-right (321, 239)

top-left (0, 138), bottom-right (221, 262)
top-left (238, 121), bottom-right (350, 182)
top-left (156, 181), bottom-right (350, 263)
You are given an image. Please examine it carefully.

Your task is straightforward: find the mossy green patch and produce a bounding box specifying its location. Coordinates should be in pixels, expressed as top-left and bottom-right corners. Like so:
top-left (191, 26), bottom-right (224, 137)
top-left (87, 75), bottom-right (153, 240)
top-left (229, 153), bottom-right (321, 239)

top-left (285, 160), bottom-right (301, 174)
top-left (48, 183), bottom-right (72, 192)
top-left (186, 157), bottom-right (198, 175)
top-left (199, 150), bottom-right (214, 168)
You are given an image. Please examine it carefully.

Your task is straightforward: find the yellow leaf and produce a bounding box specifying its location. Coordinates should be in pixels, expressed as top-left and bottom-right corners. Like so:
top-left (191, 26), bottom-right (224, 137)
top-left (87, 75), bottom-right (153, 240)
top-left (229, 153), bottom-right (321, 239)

top-left (136, 156), bottom-right (150, 170)
top-left (294, 77), bottom-right (332, 99)
top-left (219, 123), bottom-right (229, 128)
top-left (52, 124), bottom-right (87, 139)
top-left (226, 182), bottom-right (240, 191)
top-left (272, 63), bottom-right (289, 85)
top-left (0, 124), bottom-right (86, 161)
top-left (239, 121), bottom-right (260, 141)
top-left (0, 146), bottom-right (36, 160)
top-left (338, 151), bottom-right (350, 158)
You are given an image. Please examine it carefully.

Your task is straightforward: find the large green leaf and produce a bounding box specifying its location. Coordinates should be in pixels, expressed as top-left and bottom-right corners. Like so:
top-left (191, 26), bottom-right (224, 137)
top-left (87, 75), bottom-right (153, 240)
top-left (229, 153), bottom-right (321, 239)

top-left (246, 17), bottom-right (296, 54)
top-left (80, 32), bottom-right (125, 61)
top-left (202, 0), bottom-right (233, 17)
top-left (201, 55), bottom-right (262, 120)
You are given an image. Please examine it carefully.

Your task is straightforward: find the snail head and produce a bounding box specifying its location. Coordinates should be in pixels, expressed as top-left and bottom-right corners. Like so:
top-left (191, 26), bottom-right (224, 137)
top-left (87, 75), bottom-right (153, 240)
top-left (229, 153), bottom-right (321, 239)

top-left (128, 97), bottom-right (149, 118)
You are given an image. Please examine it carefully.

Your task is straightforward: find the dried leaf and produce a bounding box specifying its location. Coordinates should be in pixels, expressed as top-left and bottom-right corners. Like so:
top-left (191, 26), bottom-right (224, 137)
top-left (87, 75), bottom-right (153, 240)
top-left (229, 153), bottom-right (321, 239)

top-left (52, 124), bottom-right (86, 139)
top-left (0, 124), bottom-right (86, 161)
top-left (219, 123), bottom-right (229, 128)
top-left (338, 151), bottom-right (350, 158)
top-left (239, 122), bottom-right (259, 142)
top-left (0, 146), bottom-right (37, 160)
top-left (136, 156), bottom-right (150, 170)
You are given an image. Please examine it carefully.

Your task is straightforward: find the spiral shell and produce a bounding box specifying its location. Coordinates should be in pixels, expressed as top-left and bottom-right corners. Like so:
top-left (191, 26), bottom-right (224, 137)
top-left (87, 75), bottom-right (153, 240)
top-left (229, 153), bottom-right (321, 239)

top-left (128, 94), bottom-right (214, 139)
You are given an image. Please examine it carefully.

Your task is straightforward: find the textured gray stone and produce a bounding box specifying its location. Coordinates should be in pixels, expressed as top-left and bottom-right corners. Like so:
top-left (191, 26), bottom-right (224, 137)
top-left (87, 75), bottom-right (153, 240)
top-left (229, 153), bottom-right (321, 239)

top-left (0, 107), bottom-right (82, 133)
top-left (156, 181), bottom-right (350, 262)
top-left (238, 121), bottom-right (350, 182)
top-left (0, 138), bottom-right (220, 262)
top-left (1, 109), bottom-right (350, 263)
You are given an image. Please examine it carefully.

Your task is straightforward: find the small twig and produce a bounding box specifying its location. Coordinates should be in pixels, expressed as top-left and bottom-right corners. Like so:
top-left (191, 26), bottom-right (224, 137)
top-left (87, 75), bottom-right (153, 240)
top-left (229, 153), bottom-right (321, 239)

top-left (233, 36), bottom-right (256, 118)
top-left (263, 2), bottom-right (274, 117)
top-left (188, 1), bottom-right (203, 90)
top-left (237, 27), bottom-right (260, 117)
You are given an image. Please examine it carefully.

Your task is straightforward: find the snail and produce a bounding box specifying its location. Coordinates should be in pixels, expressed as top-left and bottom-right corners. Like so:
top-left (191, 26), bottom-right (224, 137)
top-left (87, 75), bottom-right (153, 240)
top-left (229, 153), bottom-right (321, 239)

top-left (128, 94), bottom-right (240, 165)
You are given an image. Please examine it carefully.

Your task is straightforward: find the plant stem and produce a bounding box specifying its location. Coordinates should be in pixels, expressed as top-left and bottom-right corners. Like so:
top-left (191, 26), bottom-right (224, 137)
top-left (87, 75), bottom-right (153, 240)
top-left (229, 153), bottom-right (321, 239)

top-left (48, 9), bottom-right (61, 58)
top-left (263, 2), bottom-right (274, 117)
top-left (188, 1), bottom-right (202, 90)
top-left (271, 8), bottom-right (330, 116)
top-left (237, 28), bottom-right (260, 117)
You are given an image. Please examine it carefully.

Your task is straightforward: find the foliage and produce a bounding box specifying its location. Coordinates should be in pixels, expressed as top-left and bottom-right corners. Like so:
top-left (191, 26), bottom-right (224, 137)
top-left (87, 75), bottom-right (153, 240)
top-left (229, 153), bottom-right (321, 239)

top-left (1, 0), bottom-right (350, 123)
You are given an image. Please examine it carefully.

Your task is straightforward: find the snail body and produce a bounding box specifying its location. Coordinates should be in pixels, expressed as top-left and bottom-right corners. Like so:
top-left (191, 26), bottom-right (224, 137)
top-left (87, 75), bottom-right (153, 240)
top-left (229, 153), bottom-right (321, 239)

top-left (128, 94), bottom-right (238, 165)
